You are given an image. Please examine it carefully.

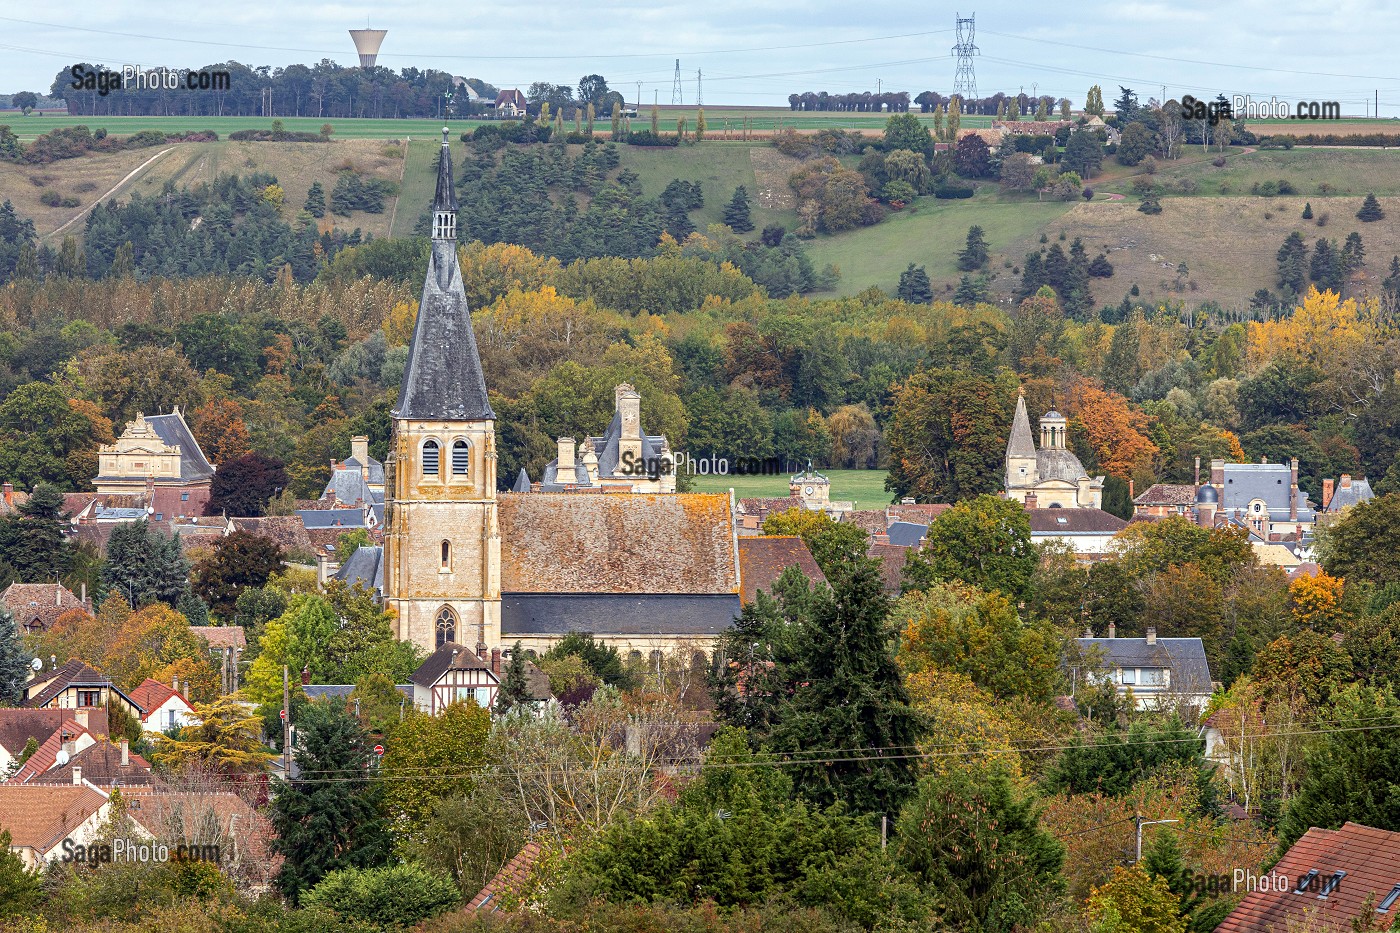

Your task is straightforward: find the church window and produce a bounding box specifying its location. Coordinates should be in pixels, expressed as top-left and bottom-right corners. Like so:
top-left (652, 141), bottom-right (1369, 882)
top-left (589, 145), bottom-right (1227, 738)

top-left (451, 440), bottom-right (469, 476)
top-left (423, 439), bottom-right (440, 476)
top-left (441, 540), bottom-right (451, 571)
top-left (435, 607), bottom-right (457, 647)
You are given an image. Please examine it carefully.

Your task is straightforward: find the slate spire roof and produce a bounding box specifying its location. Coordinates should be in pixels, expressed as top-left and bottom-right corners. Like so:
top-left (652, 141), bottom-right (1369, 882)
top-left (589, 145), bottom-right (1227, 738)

top-left (512, 468), bottom-right (531, 493)
top-left (1007, 392), bottom-right (1036, 460)
top-left (394, 129), bottom-right (494, 422)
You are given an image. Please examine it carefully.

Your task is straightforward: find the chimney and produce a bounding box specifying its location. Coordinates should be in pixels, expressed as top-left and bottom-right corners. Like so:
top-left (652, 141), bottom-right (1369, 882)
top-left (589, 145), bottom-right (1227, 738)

top-left (181, 681), bottom-right (188, 699)
top-left (55, 586), bottom-right (61, 607)
top-left (1128, 478), bottom-right (1135, 501)
top-left (2, 482), bottom-right (11, 506)
top-left (1194, 456), bottom-right (1201, 486)
top-left (62, 740), bottom-right (75, 758)
top-left (120, 738), bottom-right (129, 766)
top-left (351, 435), bottom-right (369, 468)
top-left (1210, 458), bottom-right (1225, 489)
top-left (476, 642), bottom-right (488, 660)
top-left (1289, 457), bottom-right (1299, 522)
top-left (72, 766), bottom-right (82, 786)
top-left (490, 647), bottom-right (501, 676)
top-left (1341, 473), bottom-right (1353, 489)
top-left (555, 437), bottom-right (577, 485)
top-left (1322, 478), bottom-right (1335, 508)
top-left (81, 583), bottom-right (87, 609)
top-left (172, 675), bottom-right (179, 695)
top-left (1108, 623), bottom-right (1116, 639)
top-left (901, 497), bottom-right (916, 505)
top-left (300, 666), bottom-right (310, 686)
top-left (1025, 491), bottom-right (1039, 509)
top-left (616, 384), bottom-right (643, 467)
top-left (581, 443), bottom-right (599, 484)
top-left (1146, 626), bottom-right (1156, 645)
top-left (73, 709), bottom-right (88, 728)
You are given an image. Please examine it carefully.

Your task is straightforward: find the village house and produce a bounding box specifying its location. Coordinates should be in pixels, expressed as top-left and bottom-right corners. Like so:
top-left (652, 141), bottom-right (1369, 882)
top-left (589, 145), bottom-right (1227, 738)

top-left (19, 735), bottom-right (153, 789)
top-left (1072, 626), bottom-right (1215, 712)
top-left (22, 659), bottom-right (145, 722)
top-left (0, 707), bottom-right (106, 775)
top-left (0, 784), bottom-right (111, 869)
top-left (1025, 506), bottom-right (1127, 556)
top-left (1, 582), bottom-right (90, 633)
top-left (494, 89), bottom-right (526, 118)
top-left (129, 678), bottom-right (199, 735)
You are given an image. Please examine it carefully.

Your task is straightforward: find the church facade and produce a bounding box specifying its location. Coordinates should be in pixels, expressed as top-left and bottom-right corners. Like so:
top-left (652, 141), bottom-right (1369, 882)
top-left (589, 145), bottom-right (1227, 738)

top-left (379, 130), bottom-right (741, 657)
top-left (1004, 392), bottom-right (1104, 509)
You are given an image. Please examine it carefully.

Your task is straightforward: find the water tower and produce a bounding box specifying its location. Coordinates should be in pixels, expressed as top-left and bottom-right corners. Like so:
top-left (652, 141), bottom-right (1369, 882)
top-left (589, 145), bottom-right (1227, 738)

top-left (349, 28), bottom-right (388, 68)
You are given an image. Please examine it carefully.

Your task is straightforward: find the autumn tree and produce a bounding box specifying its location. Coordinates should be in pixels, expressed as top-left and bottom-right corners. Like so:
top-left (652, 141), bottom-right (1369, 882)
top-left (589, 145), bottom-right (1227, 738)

top-left (206, 452), bottom-right (289, 518)
top-left (380, 701), bottom-right (492, 843)
top-left (107, 602), bottom-right (219, 699)
top-left (152, 694), bottom-right (274, 774)
top-left (905, 495), bottom-right (1037, 601)
top-left (1289, 570), bottom-right (1346, 630)
top-left (1087, 865), bottom-right (1187, 933)
top-left (760, 508), bottom-right (869, 578)
top-left (0, 383), bottom-right (112, 490)
top-left (1068, 376), bottom-right (1160, 481)
top-left (1318, 494), bottom-right (1400, 588)
top-left (64, 345), bottom-right (200, 426)
top-left (885, 368), bottom-right (1013, 503)
top-left (191, 398), bottom-right (252, 465)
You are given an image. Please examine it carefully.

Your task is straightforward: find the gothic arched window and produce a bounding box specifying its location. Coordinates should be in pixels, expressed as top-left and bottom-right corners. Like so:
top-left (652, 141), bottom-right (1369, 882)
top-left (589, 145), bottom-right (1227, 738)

top-left (435, 606), bottom-right (457, 648)
top-left (451, 440), bottom-right (470, 476)
top-left (422, 439), bottom-right (440, 476)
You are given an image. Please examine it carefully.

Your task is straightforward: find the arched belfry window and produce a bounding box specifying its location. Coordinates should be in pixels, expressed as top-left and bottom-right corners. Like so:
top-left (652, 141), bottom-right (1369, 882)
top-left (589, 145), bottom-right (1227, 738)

top-left (435, 607), bottom-right (457, 648)
top-left (441, 540), bottom-right (451, 571)
top-left (451, 440), bottom-right (470, 476)
top-left (422, 439), bottom-right (440, 476)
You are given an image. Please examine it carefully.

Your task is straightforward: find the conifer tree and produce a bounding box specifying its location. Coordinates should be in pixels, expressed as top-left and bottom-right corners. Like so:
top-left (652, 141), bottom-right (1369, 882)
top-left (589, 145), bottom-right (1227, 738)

top-left (494, 642), bottom-right (532, 714)
top-left (0, 607), bottom-right (32, 707)
top-left (0, 484), bottom-right (71, 583)
top-left (303, 181), bottom-right (326, 218)
top-left (1343, 231), bottom-right (1366, 275)
top-left (957, 224), bottom-right (989, 271)
top-left (1358, 192), bottom-right (1385, 221)
top-left (1301, 201), bottom-right (1313, 220)
top-left (610, 107), bottom-right (621, 138)
top-left (102, 520), bottom-right (191, 608)
top-left (695, 108), bottom-right (706, 141)
top-left (1276, 231), bottom-right (1309, 294)
top-left (896, 263), bottom-right (934, 303)
top-left (953, 274), bottom-right (988, 305)
top-left (723, 186), bottom-right (754, 232)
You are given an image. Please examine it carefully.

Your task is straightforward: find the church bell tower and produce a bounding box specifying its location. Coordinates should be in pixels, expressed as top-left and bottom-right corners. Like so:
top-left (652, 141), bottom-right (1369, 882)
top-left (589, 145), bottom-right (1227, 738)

top-left (383, 128), bottom-right (501, 654)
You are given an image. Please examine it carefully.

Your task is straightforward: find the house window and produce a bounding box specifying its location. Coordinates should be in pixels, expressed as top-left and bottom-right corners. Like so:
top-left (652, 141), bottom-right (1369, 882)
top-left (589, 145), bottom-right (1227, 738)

top-left (423, 440), bottom-right (440, 476)
top-left (133, 462), bottom-right (145, 470)
top-left (1120, 668), bottom-right (1136, 685)
top-left (435, 607), bottom-right (457, 648)
top-left (1142, 668), bottom-right (1165, 686)
top-left (77, 690), bottom-right (101, 707)
top-left (1294, 870), bottom-right (1320, 894)
top-left (1318, 871), bottom-right (1346, 898)
top-left (181, 493), bottom-right (189, 501)
top-left (451, 440), bottom-right (469, 476)
top-left (440, 540), bottom-right (451, 571)
top-left (475, 687), bottom-right (491, 707)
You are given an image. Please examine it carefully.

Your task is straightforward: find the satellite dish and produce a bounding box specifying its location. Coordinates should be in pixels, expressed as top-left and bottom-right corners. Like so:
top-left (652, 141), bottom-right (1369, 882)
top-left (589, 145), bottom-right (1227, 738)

top-left (147, 506), bottom-right (155, 515)
top-left (55, 750), bottom-right (70, 766)
top-left (30, 657), bottom-right (42, 671)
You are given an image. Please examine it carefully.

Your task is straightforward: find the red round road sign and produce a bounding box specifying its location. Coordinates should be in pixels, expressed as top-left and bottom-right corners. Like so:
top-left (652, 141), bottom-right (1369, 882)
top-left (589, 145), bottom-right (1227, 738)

top-left (279, 709), bottom-right (287, 721)
top-left (374, 744), bottom-right (384, 756)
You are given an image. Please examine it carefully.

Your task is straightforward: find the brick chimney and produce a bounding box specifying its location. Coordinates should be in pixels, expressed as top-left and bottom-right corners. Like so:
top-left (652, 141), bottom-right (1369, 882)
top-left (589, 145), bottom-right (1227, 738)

top-left (1194, 456), bottom-right (1201, 486)
top-left (1210, 458), bottom-right (1225, 489)
top-left (555, 437), bottom-right (577, 485)
top-left (1128, 478), bottom-right (1135, 501)
top-left (120, 738), bottom-right (129, 766)
top-left (1025, 491), bottom-right (1039, 509)
top-left (1341, 473), bottom-right (1353, 489)
top-left (490, 647), bottom-right (501, 676)
top-left (1289, 458), bottom-right (1299, 522)
top-left (2, 482), bottom-right (11, 506)
top-left (1323, 478), bottom-right (1335, 509)
top-left (1108, 623), bottom-right (1116, 639)
top-left (1146, 626), bottom-right (1156, 645)
top-left (300, 666), bottom-right (310, 686)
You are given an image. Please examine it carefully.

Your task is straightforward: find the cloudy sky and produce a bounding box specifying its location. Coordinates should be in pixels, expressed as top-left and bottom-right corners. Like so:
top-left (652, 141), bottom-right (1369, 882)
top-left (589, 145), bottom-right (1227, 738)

top-left (3, 2), bottom-right (1399, 114)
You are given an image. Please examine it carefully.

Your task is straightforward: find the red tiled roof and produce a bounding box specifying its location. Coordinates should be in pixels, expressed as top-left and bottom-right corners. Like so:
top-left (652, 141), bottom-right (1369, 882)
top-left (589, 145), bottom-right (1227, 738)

top-left (469, 842), bottom-right (543, 912)
top-left (0, 708), bottom-right (106, 757)
top-left (868, 542), bottom-right (909, 594)
top-left (737, 536), bottom-right (826, 605)
top-left (9, 719), bottom-right (94, 783)
top-left (32, 737), bottom-right (152, 787)
top-left (1216, 822), bottom-right (1400, 933)
top-left (129, 678), bottom-right (194, 722)
top-left (0, 785), bottom-right (107, 856)
top-left (2, 583), bottom-right (88, 632)
top-left (887, 503), bottom-right (953, 524)
top-left (195, 626), bottom-right (247, 650)
top-left (737, 496), bottom-right (805, 516)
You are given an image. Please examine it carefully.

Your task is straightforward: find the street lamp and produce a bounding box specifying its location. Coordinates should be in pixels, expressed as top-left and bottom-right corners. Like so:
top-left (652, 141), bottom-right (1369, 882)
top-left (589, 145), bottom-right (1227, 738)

top-left (1136, 816), bottom-right (1180, 863)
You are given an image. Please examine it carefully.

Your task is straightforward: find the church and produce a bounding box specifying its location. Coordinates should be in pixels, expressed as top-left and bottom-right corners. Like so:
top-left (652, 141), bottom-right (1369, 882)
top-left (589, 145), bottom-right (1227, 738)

top-left (360, 130), bottom-right (743, 658)
top-left (1003, 391), bottom-right (1104, 509)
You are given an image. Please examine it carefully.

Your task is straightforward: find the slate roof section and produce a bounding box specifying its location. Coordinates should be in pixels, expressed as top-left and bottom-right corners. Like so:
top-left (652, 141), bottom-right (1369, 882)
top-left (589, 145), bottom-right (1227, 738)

top-left (737, 536), bottom-right (826, 605)
top-left (868, 542), bottom-right (910, 594)
top-left (1007, 393), bottom-right (1036, 460)
top-left (501, 594), bottom-right (742, 637)
top-left (1327, 477), bottom-right (1374, 512)
top-left (1220, 462), bottom-right (1315, 521)
top-left (303, 683), bottom-right (412, 702)
top-left (1074, 636), bottom-right (1213, 694)
top-left (1037, 447), bottom-right (1092, 483)
top-left (1133, 483), bottom-right (1198, 506)
top-left (469, 841), bottom-right (542, 912)
top-left (341, 454), bottom-right (386, 487)
top-left (886, 521), bottom-right (928, 547)
top-left (498, 493), bottom-right (739, 595)
top-left (411, 642), bottom-right (496, 689)
top-left (395, 133), bottom-right (494, 423)
top-left (296, 508), bottom-right (368, 530)
top-left (322, 466), bottom-right (376, 506)
top-left (887, 503), bottom-right (953, 524)
top-left (1026, 508), bottom-right (1128, 534)
top-left (144, 411), bottom-right (216, 483)
top-left (512, 468), bottom-right (532, 493)
top-left (1216, 822), bottom-right (1400, 933)
top-left (0, 785), bottom-right (108, 857)
top-left (335, 545), bottom-right (385, 596)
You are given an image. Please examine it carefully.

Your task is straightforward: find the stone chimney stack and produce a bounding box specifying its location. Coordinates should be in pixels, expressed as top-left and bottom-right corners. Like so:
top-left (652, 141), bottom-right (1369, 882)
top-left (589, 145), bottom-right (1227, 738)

top-left (581, 442), bottom-right (599, 484)
top-left (1025, 491), bottom-right (1039, 509)
top-left (300, 666), bottom-right (310, 687)
top-left (351, 435), bottom-right (370, 469)
top-left (1289, 458), bottom-right (1299, 522)
top-left (120, 738), bottom-right (129, 766)
top-left (1146, 626), bottom-right (1156, 645)
top-left (2, 482), bottom-right (11, 506)
top-left (490, 647), bottom-right (501, 676)
top-left (72, 766), bottom-right (82, 786)
top-left (555, 437), bottom-right (577, 485)
top-left (616, 384), bottom-right (643, 468)
top-left (1194, 457), bottom-right (1201, 486)
top-left (74, 709), bottom-right (88, 729)
top-left (1108, 623), bottom-right (1116, 639)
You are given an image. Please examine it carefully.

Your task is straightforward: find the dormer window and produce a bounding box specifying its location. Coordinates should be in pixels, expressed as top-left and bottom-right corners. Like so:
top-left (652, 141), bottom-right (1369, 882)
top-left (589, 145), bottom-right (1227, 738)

top-left (433, 210), bottom-right (456, 240)
top-left (451, 440), bottom-right (469, 476)
top-left (423, 439), bottom-right (440, 476)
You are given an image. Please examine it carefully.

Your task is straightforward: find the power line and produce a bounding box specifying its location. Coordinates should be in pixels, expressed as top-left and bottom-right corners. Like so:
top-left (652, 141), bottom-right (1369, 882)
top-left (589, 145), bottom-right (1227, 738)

top-left (672, 59), bottom-right (683, 106)
top-left (952, 11), bottom-right (980, 101)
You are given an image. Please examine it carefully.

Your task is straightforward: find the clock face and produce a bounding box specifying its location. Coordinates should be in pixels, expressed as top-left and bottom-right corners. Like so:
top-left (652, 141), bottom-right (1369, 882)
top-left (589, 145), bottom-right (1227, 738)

top-left (804, 486), bottom-right (814, 496)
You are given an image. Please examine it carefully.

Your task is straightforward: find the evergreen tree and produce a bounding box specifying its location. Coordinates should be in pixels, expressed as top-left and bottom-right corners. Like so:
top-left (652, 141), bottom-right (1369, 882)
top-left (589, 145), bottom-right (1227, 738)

top-left (1276, 231), bottom-right (1309, 294)
top-left (1343, 231), bottom-right (1366, 274)
top-left (178, 591), bottom-right (210, 627)
top-left (896, 263), bottom-right (933, 303)
top-left (1358, 193), bottom-right (1385, 222)
top-left (957, 224), bottom-right (989, 271)
top-left (954, 274), bottom-right (988, 305)
top-left (494, 642), bottom-right (532, 714)
top-left (1301, 202), bottom-right (1313, 220)
top-left (1138, 194), bottom-right (1162, 214)
top-left (0, 607), bottom-right (32, 707)
top-left (1310, 237), bottom-right (1343, 292)
top-left (768, 559), bottom-right (922, 816)
top-left (303, 181), bottom-right (326, 218)
top-left (1142, 830), bottom-right (1203, 922)
top-left (101, 520), bottom-right (191, 608)
top-left (0, 829), bottom-right (42, 917)
top-left (723, 186), bottom-right (754, 233)
top-left (1384, 256), bottom-right (1400, 305)
top-left (0, 484), bottom-right (71, 584)
top-left (271, 698), bottom-right (391, 903)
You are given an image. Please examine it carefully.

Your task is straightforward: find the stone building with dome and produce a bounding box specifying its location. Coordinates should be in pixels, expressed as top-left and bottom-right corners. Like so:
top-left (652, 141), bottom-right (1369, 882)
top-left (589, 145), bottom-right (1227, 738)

top-left (1004, 392), bottom-right (1104, 509)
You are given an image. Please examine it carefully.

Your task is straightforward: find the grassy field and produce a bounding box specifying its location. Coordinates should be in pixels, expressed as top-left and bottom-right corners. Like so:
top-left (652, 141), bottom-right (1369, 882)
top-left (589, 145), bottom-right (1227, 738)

top-left (616, 141), bottom-right (801, 232)
top-left (688, 468), bottom-right (893, 510)
top-left (1138, 147), bottom-right (1400, 198)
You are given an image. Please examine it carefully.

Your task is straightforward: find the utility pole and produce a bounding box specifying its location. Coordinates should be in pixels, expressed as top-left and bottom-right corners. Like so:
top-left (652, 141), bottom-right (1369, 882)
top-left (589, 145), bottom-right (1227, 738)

top-left (1135, 816), bottom-right (1180, 863)
top-left (697, 69), bottom-right (703, 107)
top-left (672, 59), bottom-right (683, 106)
top-left (952, 12), bottom-right (979, 102)
top-left (282, 665), bottom-right (291, 779)
top-left (636, 80), bottom-right (641, 111)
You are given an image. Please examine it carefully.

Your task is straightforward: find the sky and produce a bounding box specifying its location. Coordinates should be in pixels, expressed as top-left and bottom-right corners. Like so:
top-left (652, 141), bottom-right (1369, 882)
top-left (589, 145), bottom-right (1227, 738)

top-left (3, 1), bottom-right (1400, 115)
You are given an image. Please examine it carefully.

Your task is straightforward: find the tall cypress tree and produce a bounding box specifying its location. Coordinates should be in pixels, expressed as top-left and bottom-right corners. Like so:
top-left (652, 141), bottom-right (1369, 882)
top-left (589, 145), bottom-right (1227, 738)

top-left (494, 641), bottom-right (533, 714)
top-left (0, 606), bottom-right (33, 706)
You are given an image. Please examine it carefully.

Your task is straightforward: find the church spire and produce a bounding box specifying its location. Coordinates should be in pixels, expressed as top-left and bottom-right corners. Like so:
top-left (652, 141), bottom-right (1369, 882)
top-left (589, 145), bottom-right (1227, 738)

top-left (394, 130), bottom-right (494, 421)
top-left (1006, 392), bottom-right (1036, 460)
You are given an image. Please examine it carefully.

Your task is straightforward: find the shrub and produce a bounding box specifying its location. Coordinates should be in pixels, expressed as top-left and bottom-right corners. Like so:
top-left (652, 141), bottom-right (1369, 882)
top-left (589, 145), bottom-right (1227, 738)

top-left (1316, 211), bottom-right (1330, 227)
top-left (1174, 177), bottom-right (1198, 194)
top-left (1212, 156), bottom-right (1227, 167)
top-left (623, 129), bottom-right (679, 147)
top-left (301, 862), bottom-right (459, 928)
top-left (1130, 175), bottom-right (1156, 196)
top-left (60, 196), bottom-right (79, 208)
top-left (1138, 195), bottom-right (1162, 214)
top-left (882, 179), bottom-right (917, 205)
top-left (1082, 187), bottom-right (1093, 199)
top-left (39, 190), bottom-right (60, 206)
top-left (934, 183), bottom-right (975, 199)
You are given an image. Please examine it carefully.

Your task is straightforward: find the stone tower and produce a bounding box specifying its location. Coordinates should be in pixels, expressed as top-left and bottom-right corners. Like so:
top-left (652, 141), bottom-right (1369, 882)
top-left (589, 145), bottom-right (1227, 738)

top-left (1005, 391), bottom-right (1039, 490)
top-left (383, 128), bottom-right (501, 654)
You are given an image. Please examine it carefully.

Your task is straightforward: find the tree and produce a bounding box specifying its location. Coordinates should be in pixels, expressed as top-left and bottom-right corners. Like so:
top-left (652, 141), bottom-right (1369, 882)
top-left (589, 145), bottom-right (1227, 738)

top-left (0, 607), bottom-right (32, 707)
top-left (542, 632), bottom-right (636, 690)
top-left (11, 92), bottom-right (38, 115)
top-left (1276, 231), bottom-right (1309, 294)
top-left (303, 181), bottom-right (326, 218)
top-left (1063, 130), bottom-right (1105, 178)
top-left (1117, 121), bottom-right (1153, 165)
top-left (1138, 194), bottom-right (1162, 214)
top-left (106, 602), bottom-right (220, 699)
top-left (761, 508), bottom-right (870, 579)
top-left (953, 133), bottom-right (991, 178)
top-left (0, 383), bottom-right (112, 490)
top-left (896, 759), bottom-right (1064, 932)
top-left (191, 398), bottom-right (252, 466)
top-left (0, 829), bottom-right (42, 917)
top-left (882, 112), bottom-right (934, 155)
top-left (885, 369), bottom-right (1012, 503)
top-left (768, 559), bottom-right (922, 816)
top-left (1042, 715), bottom-right (1210, 798)
top-left (151, 694), bottom-right (274, 774)
top-left (1319, 494), bottom-right (1400, 588)
top-left (101, 521), bottom-right (190, 608)
top-left (907, 494), bottom-right (1037, 600)
top-left (1085, 85), bottom-right (1105, 116)
top-left (0, 483), bottom-right (72, 583)
top-left (896, 263), bottom-right (933, 303)
top-left (191, 530), bottom-right (285, 619)
top-left (576, 74), bottom-right (611, 108)
top-left (1302, 202), bottom-right (1313, 220)
top-left (1087, 865), bottom-right (1187, 933)
top-left (271, 698), bottom-right (390, 903)
top-left (954, 274), bottom-right (989, 305)
top-left (206, 452), bottom-right (289, 518)
top-left (722, 185), bottom-right (754, 232)
top-left (1358, 193), bottom-right (1385, 222)
top-left (380, 702), bottom-right (491, 842)
top-left (302, 863), bottom-right (459, 929)
top-left (1001, 152), bottom-right (1036, 191)
top-left (495, 642), bottom-right (532, 714)
top-left (1113, 86), bottom-right (1140, 122)
top-left (957, 224), bottom-right (989, 271)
